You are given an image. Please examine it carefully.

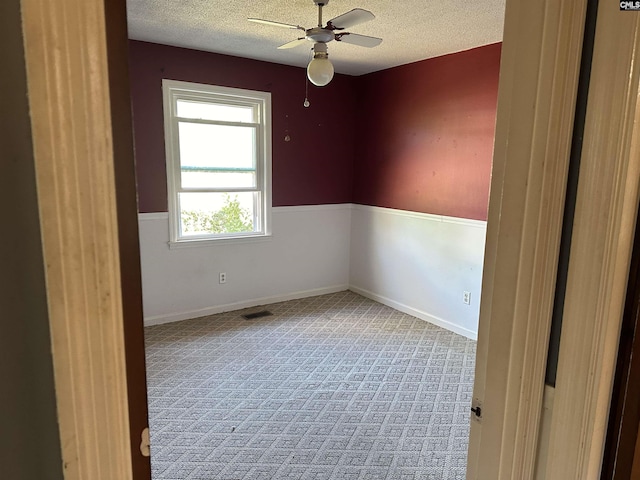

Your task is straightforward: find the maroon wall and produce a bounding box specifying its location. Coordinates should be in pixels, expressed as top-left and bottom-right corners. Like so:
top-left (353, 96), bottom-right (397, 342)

top-left (129, 41), bottom-right (500, 220)
top-left (129, 40), bottom-right (357, 212)
top-left (353, 44), bottom-right (501, 221)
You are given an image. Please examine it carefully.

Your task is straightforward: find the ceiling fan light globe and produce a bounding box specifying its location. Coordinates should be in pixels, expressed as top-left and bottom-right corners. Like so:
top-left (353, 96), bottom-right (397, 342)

top-left (307, 57), bottom-right (334, 86)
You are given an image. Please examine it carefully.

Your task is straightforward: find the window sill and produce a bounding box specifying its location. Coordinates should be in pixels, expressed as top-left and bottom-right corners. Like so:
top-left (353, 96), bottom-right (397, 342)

top-left (168, 233), bottom-right (272, 249)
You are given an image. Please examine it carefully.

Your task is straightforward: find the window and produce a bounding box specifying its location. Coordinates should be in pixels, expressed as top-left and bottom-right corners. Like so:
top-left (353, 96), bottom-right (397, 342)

top-left (162, 80), bottom-right (271, 245)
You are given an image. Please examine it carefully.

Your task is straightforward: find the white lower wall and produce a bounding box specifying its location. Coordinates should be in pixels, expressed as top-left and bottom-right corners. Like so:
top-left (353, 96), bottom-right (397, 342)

top-left (138, 205), bottom-right (351, 325)
top-left (139, 203), bottom-right (487, 338)
top-left (349, 205), bottom-right (487, 339)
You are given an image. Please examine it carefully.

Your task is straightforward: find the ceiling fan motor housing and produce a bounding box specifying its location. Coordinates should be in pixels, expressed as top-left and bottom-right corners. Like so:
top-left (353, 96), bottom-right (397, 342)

top-left (306, 27), bottom-right (334, 43)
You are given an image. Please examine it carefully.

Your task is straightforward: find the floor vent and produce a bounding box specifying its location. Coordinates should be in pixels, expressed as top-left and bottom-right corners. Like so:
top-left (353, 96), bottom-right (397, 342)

top-left (242, 310), bottom-right (273, 320)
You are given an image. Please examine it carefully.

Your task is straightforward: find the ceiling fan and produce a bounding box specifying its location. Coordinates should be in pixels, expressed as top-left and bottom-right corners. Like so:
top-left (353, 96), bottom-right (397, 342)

top-left (249, 0), bottom-right (382, 87)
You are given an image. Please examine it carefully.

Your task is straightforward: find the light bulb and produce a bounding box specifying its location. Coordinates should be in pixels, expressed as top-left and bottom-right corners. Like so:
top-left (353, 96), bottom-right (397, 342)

top-left (307, 43), bottom-right (334, 87)
top-left (307, 57), bottom-right (334, 86)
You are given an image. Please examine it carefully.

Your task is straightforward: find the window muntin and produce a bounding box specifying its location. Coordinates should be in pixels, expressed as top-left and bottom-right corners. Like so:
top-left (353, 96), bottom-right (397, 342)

top-left (163, 80), bottom-right (271, 244)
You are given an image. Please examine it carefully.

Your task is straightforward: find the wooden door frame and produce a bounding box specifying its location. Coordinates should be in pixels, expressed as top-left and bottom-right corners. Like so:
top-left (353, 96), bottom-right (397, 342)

top-left (601, 192), bottom-right (640, 479)
top-left (468, 1), bottom-right (640, 478)
top-left (103, 0), bottom-right (153, 477)
top-left (20, 0), bottom-right (149, 477)
top-left (18, 0), bottom-right (640, 478)
top-left (468, 0), bottom-right (588, 477)
top-left (543, 4), bottom-right (640, 479)
top-left (633, 425), bottom-right (640, 478)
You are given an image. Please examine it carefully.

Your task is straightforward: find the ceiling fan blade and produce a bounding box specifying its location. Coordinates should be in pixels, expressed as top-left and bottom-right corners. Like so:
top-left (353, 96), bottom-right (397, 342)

top-left (277, 38), bottom-right (308, 49)
top-left (326, 8), bottom-right (375, 31)
top-left (335, 33), bottom-right (382, 48)
top-left (248, 18), bottom-right (305, 31)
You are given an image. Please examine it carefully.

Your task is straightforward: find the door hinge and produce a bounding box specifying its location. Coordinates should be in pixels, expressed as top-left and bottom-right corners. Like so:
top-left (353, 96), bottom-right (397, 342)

top-left (471, 398), bottom-right (483, 423)
top-left (140, 427), bottom-right (150, 457)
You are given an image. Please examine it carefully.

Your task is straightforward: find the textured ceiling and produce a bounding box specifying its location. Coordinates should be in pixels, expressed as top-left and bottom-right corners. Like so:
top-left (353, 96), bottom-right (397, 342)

top-left (127, 0), bottom-right (506, 76)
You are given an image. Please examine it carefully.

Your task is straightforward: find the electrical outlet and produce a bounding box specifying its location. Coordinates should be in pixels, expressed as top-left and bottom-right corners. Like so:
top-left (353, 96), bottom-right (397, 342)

top-left (219, 272), bottom-right (227, 284)
top-left (463, 291), bottom-right (471, 305)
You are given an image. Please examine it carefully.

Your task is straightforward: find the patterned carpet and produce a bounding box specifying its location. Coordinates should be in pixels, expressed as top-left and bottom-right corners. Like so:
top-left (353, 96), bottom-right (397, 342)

top-left (145, 291), bottom-right (476, 480)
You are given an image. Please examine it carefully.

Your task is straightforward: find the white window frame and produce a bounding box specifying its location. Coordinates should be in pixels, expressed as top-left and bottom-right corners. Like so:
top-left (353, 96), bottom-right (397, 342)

top-left (162, 79), bottom-right (272, 247)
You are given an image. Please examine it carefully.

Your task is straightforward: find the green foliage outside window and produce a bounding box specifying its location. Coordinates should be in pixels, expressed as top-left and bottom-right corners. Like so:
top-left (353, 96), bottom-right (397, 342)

top-left (181, 194), bottom-right (253, 235)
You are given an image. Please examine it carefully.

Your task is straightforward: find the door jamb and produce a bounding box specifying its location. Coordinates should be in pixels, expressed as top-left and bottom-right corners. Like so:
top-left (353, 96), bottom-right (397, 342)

top-left (21, 0), bottom-right (136, 477)
top-left (468, 0), bottom-right (588, 478)
top-left (544, 5), bottom-right (640, 479)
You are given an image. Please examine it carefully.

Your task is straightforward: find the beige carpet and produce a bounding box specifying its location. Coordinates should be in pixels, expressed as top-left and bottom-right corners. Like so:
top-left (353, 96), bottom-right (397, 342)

top-left (145, 291), bottom-right (476, 479)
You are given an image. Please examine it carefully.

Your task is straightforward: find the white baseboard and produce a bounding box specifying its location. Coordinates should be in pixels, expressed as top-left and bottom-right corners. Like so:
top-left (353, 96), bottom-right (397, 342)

top-left (146, 282), bottom-right (479, 339)
top-left (144, 284), bottom-right (349, 326)
top-left (349, 285), bottom-right (478, 340)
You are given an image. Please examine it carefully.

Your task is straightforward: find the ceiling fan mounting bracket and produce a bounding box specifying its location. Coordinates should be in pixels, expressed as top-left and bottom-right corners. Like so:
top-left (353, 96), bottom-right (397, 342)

top-left (306, 27), bottom-right (334, 44)
top-left (313, 0), bottom-right (329, 6)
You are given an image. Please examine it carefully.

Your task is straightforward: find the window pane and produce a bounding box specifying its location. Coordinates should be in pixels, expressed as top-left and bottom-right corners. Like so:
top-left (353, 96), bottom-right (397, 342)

top-left (179, 192), bottom-right (258, 237)
top-left (181, 169), bottom-right (256, 189)
top-left (178, 122), bottom-right (256, 176)
top-left (177, 100), bottom-right (255, 123)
